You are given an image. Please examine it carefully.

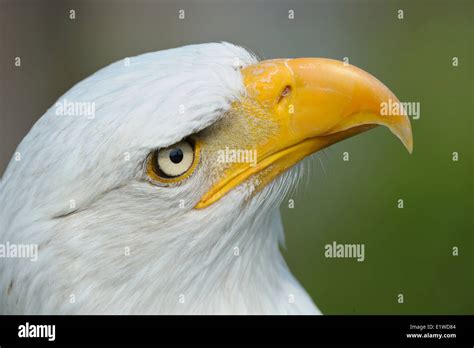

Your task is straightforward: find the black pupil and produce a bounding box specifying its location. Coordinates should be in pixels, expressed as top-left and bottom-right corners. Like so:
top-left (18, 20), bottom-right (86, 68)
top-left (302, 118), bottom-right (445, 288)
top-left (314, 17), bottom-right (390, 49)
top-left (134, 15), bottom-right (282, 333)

top-left (169, 148), bottom-right (184, 164)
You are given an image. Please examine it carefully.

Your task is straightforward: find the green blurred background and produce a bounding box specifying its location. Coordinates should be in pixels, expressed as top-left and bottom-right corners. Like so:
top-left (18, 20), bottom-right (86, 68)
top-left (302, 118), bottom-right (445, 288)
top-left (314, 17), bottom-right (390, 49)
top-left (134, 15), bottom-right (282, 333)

top-left (0, 0), bottom-right (472, 314)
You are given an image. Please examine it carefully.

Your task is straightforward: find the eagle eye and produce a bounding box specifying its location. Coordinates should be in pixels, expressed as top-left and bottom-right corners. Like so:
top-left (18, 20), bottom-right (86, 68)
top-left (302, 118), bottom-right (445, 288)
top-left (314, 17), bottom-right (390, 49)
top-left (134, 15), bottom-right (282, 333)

top-left (147, 138), bottom-right (200, 184)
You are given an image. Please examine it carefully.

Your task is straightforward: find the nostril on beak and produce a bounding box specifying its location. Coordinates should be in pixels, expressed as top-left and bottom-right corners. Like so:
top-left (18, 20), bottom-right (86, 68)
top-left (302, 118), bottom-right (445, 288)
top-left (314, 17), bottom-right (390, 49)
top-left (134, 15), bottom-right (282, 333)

top-left (277, 85), bottom-right (292, 104)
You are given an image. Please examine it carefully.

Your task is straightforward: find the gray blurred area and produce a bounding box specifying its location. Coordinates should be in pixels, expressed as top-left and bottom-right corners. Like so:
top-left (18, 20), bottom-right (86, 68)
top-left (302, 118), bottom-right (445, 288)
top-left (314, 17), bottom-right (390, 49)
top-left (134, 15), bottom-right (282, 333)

top-left (0, 0), bottom-right (472, 314)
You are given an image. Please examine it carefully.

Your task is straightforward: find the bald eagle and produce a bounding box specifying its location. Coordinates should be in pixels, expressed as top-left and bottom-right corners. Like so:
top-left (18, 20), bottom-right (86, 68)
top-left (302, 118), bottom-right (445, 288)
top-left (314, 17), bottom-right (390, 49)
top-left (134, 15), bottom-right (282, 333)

top-left (0, 43), bottom-right (412, 314)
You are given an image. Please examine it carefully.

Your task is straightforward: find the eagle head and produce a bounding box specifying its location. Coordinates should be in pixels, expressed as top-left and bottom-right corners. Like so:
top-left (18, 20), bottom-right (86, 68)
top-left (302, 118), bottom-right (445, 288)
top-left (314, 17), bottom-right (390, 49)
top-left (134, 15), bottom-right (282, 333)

top-left (0, 42), bottom-right (412, 314)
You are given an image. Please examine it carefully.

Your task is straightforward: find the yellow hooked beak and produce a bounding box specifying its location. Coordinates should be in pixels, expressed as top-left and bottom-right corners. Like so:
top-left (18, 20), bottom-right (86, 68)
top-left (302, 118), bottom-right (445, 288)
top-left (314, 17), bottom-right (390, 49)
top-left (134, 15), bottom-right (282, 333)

top-left (195, 58), bottom-right (413, 209)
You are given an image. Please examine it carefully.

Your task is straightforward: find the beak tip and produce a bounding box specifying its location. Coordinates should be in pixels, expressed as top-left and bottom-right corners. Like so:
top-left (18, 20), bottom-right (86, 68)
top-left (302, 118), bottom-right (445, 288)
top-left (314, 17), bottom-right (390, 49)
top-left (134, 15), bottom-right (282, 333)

top-left (404, 126), bottom-right (414, 154)
top-left (399, 130), bottom-right (413, 154)
top-left (387, 114), bottom-right (413, 154)
top-left (401, 131), bottom-right (413, 154)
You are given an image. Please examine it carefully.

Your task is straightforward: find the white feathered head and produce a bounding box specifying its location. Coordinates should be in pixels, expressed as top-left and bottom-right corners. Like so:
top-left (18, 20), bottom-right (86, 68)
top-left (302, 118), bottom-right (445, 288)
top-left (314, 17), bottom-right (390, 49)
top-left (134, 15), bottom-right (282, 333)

top-left (0, 42), bottom-right (411, 314)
